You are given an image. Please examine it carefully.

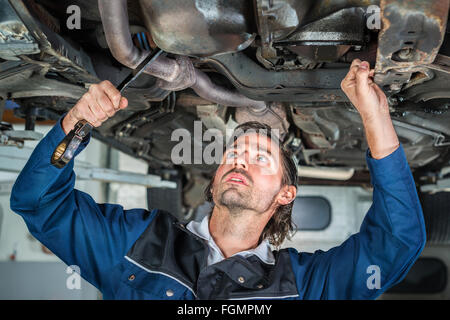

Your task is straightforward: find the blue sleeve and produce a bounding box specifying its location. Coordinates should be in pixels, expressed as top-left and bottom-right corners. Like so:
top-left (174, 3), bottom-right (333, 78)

top-left (289, 144), bottom-right (426, 299)
top-left (10, 114), bottom-right (156, 292)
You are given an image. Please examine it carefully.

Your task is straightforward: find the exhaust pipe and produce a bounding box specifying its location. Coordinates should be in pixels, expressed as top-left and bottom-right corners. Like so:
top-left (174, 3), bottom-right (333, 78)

top-left (97, 0), bottom-right (266, 111)
top-left (298, 166), bottom-right (355, 181)
top-left (192, 70), bottom-right (266, 111)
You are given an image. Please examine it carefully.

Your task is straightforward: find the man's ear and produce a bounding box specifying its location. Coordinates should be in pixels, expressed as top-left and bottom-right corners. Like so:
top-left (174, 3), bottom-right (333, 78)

top-left (277, 185), bottom-right (297, 206)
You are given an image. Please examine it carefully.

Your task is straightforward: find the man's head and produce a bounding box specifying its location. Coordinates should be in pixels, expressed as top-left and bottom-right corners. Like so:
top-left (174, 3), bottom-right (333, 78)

top-left (205, 121), bottom-right (298, 247)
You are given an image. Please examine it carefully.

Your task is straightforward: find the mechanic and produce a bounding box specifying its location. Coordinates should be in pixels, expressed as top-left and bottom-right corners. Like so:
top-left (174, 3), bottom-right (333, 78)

top-left (10, 59), bottom-right (426, 299)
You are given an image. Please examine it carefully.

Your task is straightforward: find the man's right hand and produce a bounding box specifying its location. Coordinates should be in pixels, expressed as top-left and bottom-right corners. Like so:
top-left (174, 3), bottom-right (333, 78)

top-left (62, 80), bottom-right (128, 134)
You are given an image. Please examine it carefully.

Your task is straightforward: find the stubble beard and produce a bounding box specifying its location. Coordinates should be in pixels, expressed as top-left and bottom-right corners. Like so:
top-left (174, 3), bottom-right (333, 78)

top-left (217, 185), bottom-right (278, 217)
top-left (218, 186), bottom-right (252, 215)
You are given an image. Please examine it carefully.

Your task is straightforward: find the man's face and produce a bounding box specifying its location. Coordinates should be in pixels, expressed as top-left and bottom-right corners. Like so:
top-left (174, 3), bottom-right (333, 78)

top-left (211, 132), bottom-right (284, 215)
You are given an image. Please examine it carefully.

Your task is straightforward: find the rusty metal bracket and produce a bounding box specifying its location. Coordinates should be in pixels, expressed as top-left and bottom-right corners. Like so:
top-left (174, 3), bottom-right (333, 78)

top-left (374, 0), bottom-right (450, 92)
top-left (426, 54), bottom-right (450, 75)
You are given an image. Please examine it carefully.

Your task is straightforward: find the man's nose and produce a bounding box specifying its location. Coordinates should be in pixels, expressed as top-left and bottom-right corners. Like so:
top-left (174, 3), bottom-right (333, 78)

top-left (233, 151), bottom-right (248, 170)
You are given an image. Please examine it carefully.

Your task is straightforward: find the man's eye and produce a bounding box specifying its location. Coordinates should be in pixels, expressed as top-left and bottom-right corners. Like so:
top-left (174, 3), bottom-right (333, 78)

top-left (256, 154), bottom-right (268, 163)
top-left (226, 152), bottom-right (237, 159)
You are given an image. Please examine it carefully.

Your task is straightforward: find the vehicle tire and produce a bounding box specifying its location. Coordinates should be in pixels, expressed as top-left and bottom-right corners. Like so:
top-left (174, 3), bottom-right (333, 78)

top-left (419, 191), bottom-right (450, 245)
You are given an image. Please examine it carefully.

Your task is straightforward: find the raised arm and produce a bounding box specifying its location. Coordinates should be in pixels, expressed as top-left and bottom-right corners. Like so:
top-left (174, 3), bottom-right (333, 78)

top-left (341, 59), bottom-right (400, 159)
top-left (10, 82), bottom-right (156, 292)
top-left (289, 60), bottom-right (426, 299)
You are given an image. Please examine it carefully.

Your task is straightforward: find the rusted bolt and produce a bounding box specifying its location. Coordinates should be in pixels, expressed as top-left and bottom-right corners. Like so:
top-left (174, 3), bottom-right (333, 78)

top-left (397, 48), bottom-right (413, 60)
top-left (390, 83), bottom-right (403, 91)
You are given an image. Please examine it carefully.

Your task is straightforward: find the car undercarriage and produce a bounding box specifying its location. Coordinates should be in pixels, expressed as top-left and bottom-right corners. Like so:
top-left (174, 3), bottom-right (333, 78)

top-left (1, 0), bottom-right (450, 219)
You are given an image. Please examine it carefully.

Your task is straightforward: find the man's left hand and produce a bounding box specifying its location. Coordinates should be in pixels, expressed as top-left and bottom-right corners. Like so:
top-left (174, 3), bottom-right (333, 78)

top-left (340, 59), bottom-right (400, 159)
top-left (341, 59), bottom-right (390, 123)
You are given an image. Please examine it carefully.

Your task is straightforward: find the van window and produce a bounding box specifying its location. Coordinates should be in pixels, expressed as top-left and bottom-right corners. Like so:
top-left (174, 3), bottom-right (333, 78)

top-left (291, 196), bottom-right (331, 231)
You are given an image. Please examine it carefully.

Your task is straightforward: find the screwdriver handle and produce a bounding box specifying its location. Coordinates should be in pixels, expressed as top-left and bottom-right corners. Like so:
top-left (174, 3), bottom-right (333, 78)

top-left (51, 119), bottom-right (93, 168)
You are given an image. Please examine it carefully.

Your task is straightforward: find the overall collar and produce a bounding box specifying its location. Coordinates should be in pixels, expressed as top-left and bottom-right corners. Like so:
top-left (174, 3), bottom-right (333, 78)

top-left (186, 214), bottom-right (276, 266)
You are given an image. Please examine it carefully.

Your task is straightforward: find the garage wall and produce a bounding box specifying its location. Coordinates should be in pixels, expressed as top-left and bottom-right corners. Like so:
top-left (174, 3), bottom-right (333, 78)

top-left (0, 123), bottom-right (108, 299)
top-left (108, 149), bottom-right (148, 210)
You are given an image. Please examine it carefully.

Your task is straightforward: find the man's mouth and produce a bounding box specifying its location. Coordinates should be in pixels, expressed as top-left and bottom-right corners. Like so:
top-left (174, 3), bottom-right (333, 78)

top-left (225, 174), bottom-right (249, 186)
